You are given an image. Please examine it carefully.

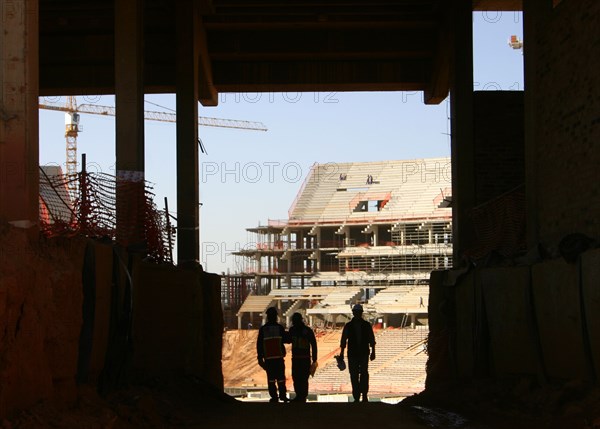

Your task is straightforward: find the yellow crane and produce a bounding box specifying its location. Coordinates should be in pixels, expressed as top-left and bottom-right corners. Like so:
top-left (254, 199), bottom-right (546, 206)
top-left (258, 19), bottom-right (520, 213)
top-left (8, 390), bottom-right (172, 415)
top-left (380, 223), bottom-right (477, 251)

top-left (39, 96), bottom-right (268, 193)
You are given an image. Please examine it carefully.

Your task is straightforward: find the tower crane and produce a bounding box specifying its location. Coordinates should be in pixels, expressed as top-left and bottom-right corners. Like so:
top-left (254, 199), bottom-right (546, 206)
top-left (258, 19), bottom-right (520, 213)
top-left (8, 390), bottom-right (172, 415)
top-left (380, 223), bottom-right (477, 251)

top-left (39, 97), bottom-right (268, 194)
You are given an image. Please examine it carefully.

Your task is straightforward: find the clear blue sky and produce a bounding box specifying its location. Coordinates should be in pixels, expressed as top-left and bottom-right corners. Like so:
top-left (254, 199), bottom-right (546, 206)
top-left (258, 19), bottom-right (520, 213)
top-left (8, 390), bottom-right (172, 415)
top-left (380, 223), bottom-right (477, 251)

top-left (39, 12), bottom-right (523, 273)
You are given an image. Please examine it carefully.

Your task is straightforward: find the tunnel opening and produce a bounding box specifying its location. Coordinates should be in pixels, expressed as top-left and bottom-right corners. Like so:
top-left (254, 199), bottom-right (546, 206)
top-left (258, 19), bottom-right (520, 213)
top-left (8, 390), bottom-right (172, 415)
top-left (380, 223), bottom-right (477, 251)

top-left (5, 1), bottom-right (600, 428)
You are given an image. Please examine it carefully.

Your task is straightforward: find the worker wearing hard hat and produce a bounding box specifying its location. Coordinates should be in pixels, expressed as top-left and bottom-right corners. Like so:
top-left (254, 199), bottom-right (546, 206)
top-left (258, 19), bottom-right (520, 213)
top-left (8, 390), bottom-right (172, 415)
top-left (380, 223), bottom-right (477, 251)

top-left (257, 306), bottom-right (289, 402)
top-left (339, 304), bottom-right (376, 403)
top-left (287, 312), bottom-right (318, 403)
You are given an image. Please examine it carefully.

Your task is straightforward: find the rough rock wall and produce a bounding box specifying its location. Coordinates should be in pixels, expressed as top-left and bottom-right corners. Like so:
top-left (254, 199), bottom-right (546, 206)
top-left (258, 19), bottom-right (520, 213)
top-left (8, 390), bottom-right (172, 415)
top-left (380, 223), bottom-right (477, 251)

top-left (535, 0), bottom-right (600, 244)
top-left (427, 248), bottom-right (600, 385)
top-left (0, 225), bottom-right (86, 416)
top-left (132, 263), bottom-right (224, 389)
top-left (0, 225), bottom-right (225, 417)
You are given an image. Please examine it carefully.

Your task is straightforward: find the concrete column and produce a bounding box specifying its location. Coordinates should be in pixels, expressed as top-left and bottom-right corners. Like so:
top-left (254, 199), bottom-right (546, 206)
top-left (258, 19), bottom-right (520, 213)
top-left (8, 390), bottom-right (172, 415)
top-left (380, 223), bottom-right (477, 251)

top-left (0, 0), bottom-right (39, 230)
top-left (115, 0), bottom-right (145, 248)
top-left (316, 227), bottom-right (322, 270)
top-left (372, 225), bottom-right (379, 246)
top-left (411, 314), bottom-right (416, 329)
top-left (176, 0), bottom-right (200, 266)
top-left (383, 314), bottom-right (389, 329)
top-left (238, 315), bottom-right (242, 330)
top-left (523, 0), bottom-right (553, 249)
top-left (286, 230), bottom-right (292, 287)
top-left (343, 226), bottom-right (350, 246)
top-left (450, 0), bottom-right (475, 265)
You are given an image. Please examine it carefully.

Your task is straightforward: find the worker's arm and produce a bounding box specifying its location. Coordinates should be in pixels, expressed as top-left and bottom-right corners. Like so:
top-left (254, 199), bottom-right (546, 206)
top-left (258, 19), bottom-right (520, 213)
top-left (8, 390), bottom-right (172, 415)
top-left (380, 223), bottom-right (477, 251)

top-left (339, 324), bottom-right (348, 359)
top-left (256, 328), bottom-right (265, 368)
top-left (368, 324), bottom-right (376, 361)
top-left (310, 329), bottom-right (318, 363)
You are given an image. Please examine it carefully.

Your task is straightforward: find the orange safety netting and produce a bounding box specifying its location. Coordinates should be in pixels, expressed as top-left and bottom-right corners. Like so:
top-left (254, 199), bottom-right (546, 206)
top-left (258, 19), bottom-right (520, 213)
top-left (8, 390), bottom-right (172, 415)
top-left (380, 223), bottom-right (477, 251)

top-left (39, 169), bottom-right (175, 263)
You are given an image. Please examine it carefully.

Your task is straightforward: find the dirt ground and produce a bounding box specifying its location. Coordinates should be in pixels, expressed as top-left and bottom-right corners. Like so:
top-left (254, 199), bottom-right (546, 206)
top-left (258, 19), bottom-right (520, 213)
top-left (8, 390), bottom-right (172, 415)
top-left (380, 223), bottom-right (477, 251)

top-left (3, 329), bottom-right (600, 428)
top-left (221, 329), bottom-right (343, 389)
top-left (0, 380), bottom-right (428, 429)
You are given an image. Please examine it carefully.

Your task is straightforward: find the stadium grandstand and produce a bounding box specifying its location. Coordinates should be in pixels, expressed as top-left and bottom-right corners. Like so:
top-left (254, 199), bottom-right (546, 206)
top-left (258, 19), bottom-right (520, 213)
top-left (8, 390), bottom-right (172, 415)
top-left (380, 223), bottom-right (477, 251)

top-left (223, 158), bottom-right (452, 330)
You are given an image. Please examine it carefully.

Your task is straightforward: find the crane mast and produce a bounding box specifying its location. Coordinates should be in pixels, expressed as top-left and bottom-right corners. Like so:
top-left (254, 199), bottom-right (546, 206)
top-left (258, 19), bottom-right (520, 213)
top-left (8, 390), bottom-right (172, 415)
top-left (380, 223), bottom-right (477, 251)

top-left (64, 96), bottom-right (81, 195)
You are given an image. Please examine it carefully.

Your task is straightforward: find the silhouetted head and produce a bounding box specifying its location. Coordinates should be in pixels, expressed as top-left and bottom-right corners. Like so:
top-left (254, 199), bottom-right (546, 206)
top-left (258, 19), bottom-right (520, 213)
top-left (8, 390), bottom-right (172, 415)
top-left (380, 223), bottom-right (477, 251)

top-left (291, 312), bottom-right (303, 326)
top-left (266, 306), bottom-right (278, 322)
top-left (352, 303), bottom-right (363, 318)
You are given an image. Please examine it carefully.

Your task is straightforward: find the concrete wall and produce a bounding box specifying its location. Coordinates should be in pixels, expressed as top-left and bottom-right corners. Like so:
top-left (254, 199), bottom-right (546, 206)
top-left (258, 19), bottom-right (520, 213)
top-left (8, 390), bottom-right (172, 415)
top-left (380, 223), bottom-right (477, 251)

top-left (426, 0), bottom-right (600, 393)
top-left (428, 248), bottom-right (599, 385)
top-left (0, 227), bottom-right (86, 415)
top-left (473, 91), bottom-right (525, 204)
top-left (0, 228), bottom-right (223, 417)
top-left (532, 257), bottom-right (589, 380)
top-left (480, 266), bottom-right (541, 378)
top-left (132, 262), bottom-right (224, 388)
top-left (535, 0), bottom-right (600, 245)
top-left (582, 249), bottom-right (600, 379)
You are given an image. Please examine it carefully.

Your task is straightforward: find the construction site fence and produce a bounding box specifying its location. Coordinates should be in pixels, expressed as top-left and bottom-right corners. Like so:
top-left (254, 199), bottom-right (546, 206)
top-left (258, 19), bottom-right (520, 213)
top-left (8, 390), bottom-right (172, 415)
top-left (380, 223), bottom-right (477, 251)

top-left (39, 169), bottom-right (175, 263)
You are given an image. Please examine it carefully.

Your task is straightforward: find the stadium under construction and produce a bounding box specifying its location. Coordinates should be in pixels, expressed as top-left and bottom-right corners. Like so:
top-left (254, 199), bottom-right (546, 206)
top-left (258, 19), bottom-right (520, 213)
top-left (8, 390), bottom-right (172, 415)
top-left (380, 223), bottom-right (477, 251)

top-left (222, 158), bottom-right (452, 331)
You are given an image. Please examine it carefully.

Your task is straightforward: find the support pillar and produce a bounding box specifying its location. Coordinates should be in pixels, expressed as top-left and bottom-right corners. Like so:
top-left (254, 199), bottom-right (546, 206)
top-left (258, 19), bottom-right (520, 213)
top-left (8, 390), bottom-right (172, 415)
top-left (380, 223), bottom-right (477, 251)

top-left (176, 0), bottom-right (200, 266)
top-left (450, 0), bottom-right (475, 265)
top-left (115, 0), bottom-right (145, 247)
top-left (286, 231), bottom-right (292, 287)
top-left (0, 0), bottom-right (39, 229)
top-left (316, 227), bottom-right (322, 270)
top-left (523, 0), bottom-right (553, 249)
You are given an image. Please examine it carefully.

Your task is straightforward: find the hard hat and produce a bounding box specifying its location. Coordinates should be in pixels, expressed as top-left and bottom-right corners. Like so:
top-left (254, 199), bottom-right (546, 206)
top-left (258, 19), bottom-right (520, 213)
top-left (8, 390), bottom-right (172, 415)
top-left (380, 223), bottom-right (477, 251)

top-left (352, 304), bottom-right (363, 312)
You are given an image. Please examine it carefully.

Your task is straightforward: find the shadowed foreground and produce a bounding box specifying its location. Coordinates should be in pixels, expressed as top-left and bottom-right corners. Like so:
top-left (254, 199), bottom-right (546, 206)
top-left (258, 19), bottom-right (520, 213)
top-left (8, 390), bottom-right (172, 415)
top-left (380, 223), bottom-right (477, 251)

top-left (5, 377), bottom-right (597, 429)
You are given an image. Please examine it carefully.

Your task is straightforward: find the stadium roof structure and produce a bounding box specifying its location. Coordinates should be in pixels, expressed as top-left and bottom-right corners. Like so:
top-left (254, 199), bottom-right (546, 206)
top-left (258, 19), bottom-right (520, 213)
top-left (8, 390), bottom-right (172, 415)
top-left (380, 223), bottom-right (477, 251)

top-left (287, 158), bottom-right (452, 226)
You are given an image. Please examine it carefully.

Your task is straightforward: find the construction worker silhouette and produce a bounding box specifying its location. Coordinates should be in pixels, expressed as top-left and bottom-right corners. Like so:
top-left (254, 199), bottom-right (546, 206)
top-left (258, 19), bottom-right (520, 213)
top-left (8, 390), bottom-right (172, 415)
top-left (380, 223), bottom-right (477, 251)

top-left (257, 306), bottom-right (289, 402)
top-left (339, 304), bottom-right (376, 402)
top-left (286, 312), bottom-right (318, 403)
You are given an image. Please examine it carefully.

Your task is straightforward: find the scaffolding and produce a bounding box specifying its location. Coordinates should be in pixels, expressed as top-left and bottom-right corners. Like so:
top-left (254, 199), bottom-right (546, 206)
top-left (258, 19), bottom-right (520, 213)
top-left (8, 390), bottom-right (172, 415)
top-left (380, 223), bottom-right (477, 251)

top-left (230, 158), bottom-right (453, 295)
top-left (337, 219), bottom-right (453, 279)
